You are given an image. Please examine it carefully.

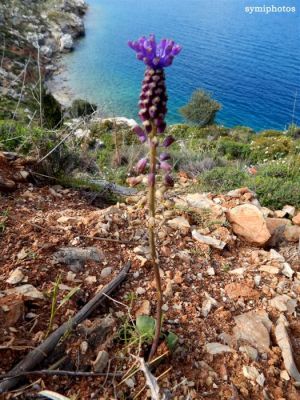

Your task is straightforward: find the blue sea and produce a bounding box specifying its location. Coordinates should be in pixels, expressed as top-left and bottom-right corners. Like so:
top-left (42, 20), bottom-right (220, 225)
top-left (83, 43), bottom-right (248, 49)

top-left (59, 0), bottom-right (300, 131)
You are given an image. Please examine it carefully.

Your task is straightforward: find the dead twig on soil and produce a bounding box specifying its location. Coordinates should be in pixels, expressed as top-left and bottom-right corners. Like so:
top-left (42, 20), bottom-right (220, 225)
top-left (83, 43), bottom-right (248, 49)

top-left (80, 235), bottom-right (137, 245)
top-left (0, 369), bottom-right (122, 382)
top-left (0, 262), bottom-right (131, 394)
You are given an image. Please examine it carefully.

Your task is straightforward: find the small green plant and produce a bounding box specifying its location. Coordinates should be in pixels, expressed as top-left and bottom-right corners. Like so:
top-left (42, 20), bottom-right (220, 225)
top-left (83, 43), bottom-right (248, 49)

top-left (46, 275), bottom-right (80, 337)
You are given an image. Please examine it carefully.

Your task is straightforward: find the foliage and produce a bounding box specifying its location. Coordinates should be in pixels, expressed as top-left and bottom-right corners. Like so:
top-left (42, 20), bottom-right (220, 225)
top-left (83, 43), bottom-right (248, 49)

top-left (198, 156), bottom-right (300, 208)
top-left (69, 99), bottom-right (97, 118)
top-left (0, 120), bottom-right (45, 152)
top-left (216, 137), bottom-right (250, 160)
top-left (42, 88), bottom-right (63, 129)
top-left (249, 135), bottom-right (295, 162)
top-left (180, 89), bottom-right (221, 127)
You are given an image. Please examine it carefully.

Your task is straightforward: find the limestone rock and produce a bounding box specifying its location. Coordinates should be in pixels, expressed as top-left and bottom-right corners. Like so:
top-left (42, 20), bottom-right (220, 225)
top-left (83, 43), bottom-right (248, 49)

top-left (239, 345), bottom-right (258, 361)
top-left (266, 217), bottom-right (291, 235)
top-left (6, 268), bottom-right (24, 284)
top-left (275, 321), bottom-right (300, 381)
top-left (205, 342), bottom-right (234, 355)
top-left (233, 310), bottom-right (272, 352)
top-left (167, 216), bottom-right (190, 231)
top-left (282, 205), bottom-right (295, 217)
top-left (6, 284), bottom-right (44, 300)
top-left (284, 225), bottom-right (300, 242)
top-left (292, 212), bottom-right (300, 225)
top-left (93, 350), bottom-right (109, 373)
top-left (101, 267), bottom-right (112, 278)
top-left (226, 204), bottom-right (270, 245)
top-left (269, 295), bottom-right (297, 313)
top-left (192, 230), bottom-right (226, 250)
top-left (60, 33), bottom-right (74, 51)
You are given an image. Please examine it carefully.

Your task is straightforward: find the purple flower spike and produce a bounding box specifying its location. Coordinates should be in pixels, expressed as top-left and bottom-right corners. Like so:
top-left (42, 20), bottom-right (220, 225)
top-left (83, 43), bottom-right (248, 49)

top-left (128, 35), bottom-right (182, 69)
top-left (160, 161), bottom-right (172, 172)
top-left (159, 152), bottom-right (171, 161)
top-left (133, 125), bottom-right (148, 143)
top-left (162, 135), bottom-right (175, 147)
top-left (164, 174), bottom-right (174, 187)
top-left (136, 157), bottom-right (148, 173)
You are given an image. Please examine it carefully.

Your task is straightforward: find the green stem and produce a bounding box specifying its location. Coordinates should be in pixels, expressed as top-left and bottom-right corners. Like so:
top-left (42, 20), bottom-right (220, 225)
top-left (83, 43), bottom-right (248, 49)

top-left (148, 126), bottom-right (163, 361)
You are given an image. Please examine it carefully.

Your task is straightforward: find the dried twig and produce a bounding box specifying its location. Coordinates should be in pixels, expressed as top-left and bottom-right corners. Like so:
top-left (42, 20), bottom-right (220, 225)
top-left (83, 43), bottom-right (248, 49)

top-left (0, 369), bottom-right (122, 382)
top-left (80, 235), bottom-right (137, 245)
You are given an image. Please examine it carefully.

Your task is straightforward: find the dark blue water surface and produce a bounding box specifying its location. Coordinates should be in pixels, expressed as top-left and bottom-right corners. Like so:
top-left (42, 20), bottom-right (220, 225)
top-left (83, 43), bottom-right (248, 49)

top-left (60, 0), bottom-right (300, 131)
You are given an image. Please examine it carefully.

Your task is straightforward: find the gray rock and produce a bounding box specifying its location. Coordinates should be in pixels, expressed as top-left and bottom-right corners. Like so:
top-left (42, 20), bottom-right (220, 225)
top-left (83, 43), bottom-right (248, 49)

top-left (205, 342), bottom-right (234, 355)
top-left (233, 310), bottom-right (272, 353)
top-left (60, 33), bottom-right (74, 51)
top-left (53, 247), bottom-right (103, 272)
top-left (101, 267), bottom-right (112, 278)
top-left (192, 230), bottom-right (226, 250)
top-left (275, 321), bottom-right (300, 381)
top-left (239, 345), bottom-right (258, 361)
top-left (269, 295), bottom-right (297, 313)
top-left (93, 350), bottom-right (109, 373)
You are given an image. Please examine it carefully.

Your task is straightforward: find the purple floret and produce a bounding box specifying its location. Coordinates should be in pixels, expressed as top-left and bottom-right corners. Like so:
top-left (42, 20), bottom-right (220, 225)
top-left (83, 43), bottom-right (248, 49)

top-left (128, 34), bottom-right (182, 69)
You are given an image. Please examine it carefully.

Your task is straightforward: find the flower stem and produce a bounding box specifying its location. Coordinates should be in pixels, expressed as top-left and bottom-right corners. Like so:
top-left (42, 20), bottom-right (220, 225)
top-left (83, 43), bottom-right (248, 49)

top-left (148, 126), bottom-right (163, 361)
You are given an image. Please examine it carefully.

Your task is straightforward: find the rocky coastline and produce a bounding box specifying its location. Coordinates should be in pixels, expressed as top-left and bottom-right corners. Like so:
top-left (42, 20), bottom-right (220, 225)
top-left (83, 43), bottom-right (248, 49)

top-left (0, 0), bottom-right (88, 118)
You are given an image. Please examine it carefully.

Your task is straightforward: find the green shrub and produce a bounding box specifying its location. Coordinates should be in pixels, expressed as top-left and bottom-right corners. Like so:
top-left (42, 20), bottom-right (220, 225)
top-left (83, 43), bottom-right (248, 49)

top-left (70, 99), bottom-right (97, 118)
top-left (180, 90), bottom-right (222, 127)
top-left (216, 137), bottom-right (250, 160)
top-left (198, 166), bottom-right (248, 193)
top-left (0, 120), bottom-right (45, 153)
top-left (249, 136), bottom-right (294, 162)
top-left (260, 129), bottom-right (283, 138)
top-left (229, 126), bottom-right (255, 143)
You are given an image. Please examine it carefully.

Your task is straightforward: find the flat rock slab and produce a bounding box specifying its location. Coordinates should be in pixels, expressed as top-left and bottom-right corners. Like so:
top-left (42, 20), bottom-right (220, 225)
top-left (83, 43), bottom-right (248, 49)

top-left (53, 247), bottom-right (104, 272)
top-left (233, 310), bottom-right (272, 353)
top-left (192, 229), bottom-right (226, 250)
top-left (275, 322), bottom-right (300, 381)
top-left (205, 342), bottom-right (234, 355)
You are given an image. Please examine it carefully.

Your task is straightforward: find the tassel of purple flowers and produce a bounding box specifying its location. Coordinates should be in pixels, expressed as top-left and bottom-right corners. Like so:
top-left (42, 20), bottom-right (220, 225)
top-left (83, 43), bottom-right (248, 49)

top-left (129, 34), bottom-right (181, 360)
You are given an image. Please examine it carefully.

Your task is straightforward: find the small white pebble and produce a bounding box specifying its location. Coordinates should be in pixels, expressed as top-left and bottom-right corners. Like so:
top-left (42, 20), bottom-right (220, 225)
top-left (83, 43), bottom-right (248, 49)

top-left (136, 287), bottom-right (146, 295)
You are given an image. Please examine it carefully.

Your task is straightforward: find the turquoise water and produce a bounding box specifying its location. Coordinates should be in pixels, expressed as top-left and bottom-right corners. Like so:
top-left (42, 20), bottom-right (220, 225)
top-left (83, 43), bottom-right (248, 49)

top-left (60, 0), bottom-right (300, 131)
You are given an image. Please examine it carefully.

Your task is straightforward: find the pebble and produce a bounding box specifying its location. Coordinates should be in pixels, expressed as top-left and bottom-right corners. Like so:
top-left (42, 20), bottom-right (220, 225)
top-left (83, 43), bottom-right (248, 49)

top-left (205, 342), bottom-right (234, 355)
top-left (136, 287), bottom-right (146, 295)
top-left (254, 275), bottom-right (261, 287)
top-left (239, 345), bottom-right (258, 361)
top-left (93, 350), bottom-right (109, 373)
top-left (280, 370), bottom-right (290, 381)
top-left (207, 267), bottom-right (215, 276)
top-left (101, 267), bottom-right (112, 278)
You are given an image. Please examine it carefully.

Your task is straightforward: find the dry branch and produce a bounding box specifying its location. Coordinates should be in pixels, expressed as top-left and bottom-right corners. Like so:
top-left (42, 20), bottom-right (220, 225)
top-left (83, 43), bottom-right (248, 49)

top-left (0, 262), bottom-right (131, 393)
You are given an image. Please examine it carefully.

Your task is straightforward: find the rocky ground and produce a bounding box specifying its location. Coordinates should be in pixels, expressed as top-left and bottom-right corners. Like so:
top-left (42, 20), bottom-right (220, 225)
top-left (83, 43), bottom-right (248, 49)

top-left (0, 153), bottom-right (300, 399)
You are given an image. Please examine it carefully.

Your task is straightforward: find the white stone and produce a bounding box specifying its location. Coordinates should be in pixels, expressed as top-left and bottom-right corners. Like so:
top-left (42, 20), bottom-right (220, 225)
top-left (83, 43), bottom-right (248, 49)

top-left (282, 205), bottom-right (296, 217)
top-left (282, 262), bottom-right (294, 279)
top-left (136, 287), bottom-right (146, 295)
top-left (6, 268), bottom-right (24, 284)
top-left (6, 284), bottom-right (44, 300)
top-left (239, 345), bottom-right (258, 361)
top-left (206, 342), bottom-right (233, 355)
top-left (192, 230), bottom-right (226, 250)
top-left (60, 34), bottom-right (74, 51)
top-left (270, 295), bottom-right (297, 313)
top-left (269, 249), bottom-right (285, 263)
top-left (275, 321), bottom-right (300, 381)
top-left (167, 216), bottom-right (190, 230)
top-left (101, 267), bottom-right (112, 278)
top-left (93, 350), bottom-right (109, 373)
top-left (202, 292), bottom-right (218, 317)
top-left (207, 267), bottom-right (215, 276)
